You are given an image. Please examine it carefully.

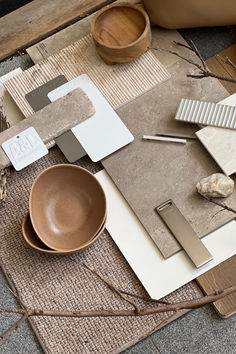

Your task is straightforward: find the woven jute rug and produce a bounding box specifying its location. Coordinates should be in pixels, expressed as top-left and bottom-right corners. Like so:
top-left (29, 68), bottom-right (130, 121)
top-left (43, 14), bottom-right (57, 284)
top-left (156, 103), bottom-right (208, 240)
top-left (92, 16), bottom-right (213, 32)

top-left (0, 148), bottom-right (202, 353)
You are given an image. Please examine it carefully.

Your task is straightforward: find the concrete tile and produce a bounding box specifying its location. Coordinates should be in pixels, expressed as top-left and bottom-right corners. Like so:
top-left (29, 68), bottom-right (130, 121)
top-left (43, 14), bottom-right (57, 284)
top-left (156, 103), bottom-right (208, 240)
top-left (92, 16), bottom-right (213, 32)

top-left (123, 337), bottom-right (160, 354)
top-left (0, 53), bottom-right (33, 77)
top-left (151, 306), bottom-right (236, 354)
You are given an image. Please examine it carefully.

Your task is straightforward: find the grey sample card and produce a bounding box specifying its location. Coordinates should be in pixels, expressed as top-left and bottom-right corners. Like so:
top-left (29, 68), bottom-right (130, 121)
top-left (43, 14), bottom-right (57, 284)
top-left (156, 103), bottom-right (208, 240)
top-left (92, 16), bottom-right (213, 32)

top-left (26, 75), bottom-right (86, 162)
top-left (55, 130), bottom-right (86, 163)
top-left (25, 75), bottom-right (68, 111)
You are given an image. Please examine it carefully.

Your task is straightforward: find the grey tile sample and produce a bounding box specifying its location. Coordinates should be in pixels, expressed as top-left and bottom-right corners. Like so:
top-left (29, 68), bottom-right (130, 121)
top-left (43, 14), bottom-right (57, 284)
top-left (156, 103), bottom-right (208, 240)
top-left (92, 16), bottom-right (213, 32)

top-left (0, 88), bottom-right (94, 168)
top-left (26, 76), bottom-right (86, 162)
top-left (55, 130), bottom-right (86, 163)
top-left (25, 75), bottom-right (68, 111)
top-left (102, 28), bottom-right (236, 259)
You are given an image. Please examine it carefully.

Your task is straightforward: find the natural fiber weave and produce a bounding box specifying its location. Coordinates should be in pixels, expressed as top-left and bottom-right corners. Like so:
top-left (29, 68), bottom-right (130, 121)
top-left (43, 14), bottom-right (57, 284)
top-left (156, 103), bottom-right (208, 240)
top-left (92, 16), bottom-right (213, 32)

top-left (0, 149), bottom-right (202, 353)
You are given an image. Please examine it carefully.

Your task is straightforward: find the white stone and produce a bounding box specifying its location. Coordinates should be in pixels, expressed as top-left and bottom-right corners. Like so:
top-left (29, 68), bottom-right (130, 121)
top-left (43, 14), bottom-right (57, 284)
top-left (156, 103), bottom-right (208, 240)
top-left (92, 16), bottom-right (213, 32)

top-left (196, 173), bottom-right (234, 198)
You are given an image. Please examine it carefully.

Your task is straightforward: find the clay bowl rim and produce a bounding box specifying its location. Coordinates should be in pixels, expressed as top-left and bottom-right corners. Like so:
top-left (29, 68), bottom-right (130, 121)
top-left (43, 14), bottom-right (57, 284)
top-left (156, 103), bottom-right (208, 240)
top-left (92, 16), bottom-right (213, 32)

top-left (22, 212), bottom-right (107, 255)
top-left (91, 2), bottom-right (150, 50)
top-left (29, 164), bottom-right (107, 252)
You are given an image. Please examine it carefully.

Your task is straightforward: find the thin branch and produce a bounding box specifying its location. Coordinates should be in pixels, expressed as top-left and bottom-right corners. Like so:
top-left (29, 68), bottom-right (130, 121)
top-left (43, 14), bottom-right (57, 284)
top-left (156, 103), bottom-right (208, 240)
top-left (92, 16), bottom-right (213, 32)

top-left (173, 39), bottom-right (207, 70)
top-left (0, 107), bottom-right (10, 201)
top-left (173, 40), bottom-right (195, 52)
top-left (15, 312), bottom-right (29, 330)
top-left (84, 264), bottom-right (140, 313)
top-left (118, 289), bottom-right (170, 305)
top-left (211, 208), bottom-right (226, 219)
top-left (0, 284), bottom-right (235, 319)
top-left (189, 40), bottom-right (207, 70)
top-left (226, 56), bottom-right (236, 70)
top-left (150, 47), bottom-right (204, 71)
top-left (0, 313), bottom-right (29, 342)
top-left (150, 42), bottom-right (236, 85)
top-left (187, 73), bottom-right (236, 84)
top-left (203, 197), bottom-right (236, 215)
top-left (217, 55), bottom-right (236, 71)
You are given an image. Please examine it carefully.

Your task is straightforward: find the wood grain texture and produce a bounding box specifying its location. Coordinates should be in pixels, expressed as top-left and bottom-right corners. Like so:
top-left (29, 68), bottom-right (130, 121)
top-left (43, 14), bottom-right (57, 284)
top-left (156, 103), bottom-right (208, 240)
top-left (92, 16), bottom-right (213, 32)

top-left (91, 2), bottom-right (151, 64)
top-left (197, 256), bottom-right (236, 318)
top-left (5, 34), bottom-right (170, 117)
top-left (196, 45), bottom-right (236, 318)
top-left (206, 44), bottom-right (236, 95)
top-left (0, 0), bottom-right (114, 61)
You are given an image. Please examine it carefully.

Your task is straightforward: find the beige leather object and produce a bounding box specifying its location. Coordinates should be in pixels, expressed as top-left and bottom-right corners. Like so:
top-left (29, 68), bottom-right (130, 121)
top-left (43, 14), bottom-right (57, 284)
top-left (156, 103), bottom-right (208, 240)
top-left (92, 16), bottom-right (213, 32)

top-left (143, 0), bottom-right (236, 29)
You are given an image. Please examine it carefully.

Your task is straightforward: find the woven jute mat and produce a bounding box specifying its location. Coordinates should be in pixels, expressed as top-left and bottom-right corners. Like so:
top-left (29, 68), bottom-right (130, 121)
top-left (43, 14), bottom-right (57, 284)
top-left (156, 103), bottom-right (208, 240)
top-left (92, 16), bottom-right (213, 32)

top-left (0, 148), bottom-right (202, 353)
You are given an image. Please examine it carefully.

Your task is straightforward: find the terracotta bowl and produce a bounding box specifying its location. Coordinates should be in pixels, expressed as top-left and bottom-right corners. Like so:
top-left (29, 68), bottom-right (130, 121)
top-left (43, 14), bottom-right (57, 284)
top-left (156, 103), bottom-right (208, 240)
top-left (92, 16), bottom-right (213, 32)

top-left (29, 164), bottom-right (107, 252)
top-left (91, 2), bottom-right (151, 64)
top-left (22, 212), bottom-right (107, 255)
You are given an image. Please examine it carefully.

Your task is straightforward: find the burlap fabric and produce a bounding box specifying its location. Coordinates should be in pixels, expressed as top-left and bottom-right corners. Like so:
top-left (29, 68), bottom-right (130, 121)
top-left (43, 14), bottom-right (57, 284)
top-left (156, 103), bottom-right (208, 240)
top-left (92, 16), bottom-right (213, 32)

top-left (0, 148), bottom-right (202, 353)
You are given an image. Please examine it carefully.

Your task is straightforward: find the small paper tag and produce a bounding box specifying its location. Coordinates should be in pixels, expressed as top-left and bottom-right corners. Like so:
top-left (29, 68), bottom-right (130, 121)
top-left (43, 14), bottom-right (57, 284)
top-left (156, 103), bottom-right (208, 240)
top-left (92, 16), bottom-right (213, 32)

top-left (2, 127), bottom-right (48, 171)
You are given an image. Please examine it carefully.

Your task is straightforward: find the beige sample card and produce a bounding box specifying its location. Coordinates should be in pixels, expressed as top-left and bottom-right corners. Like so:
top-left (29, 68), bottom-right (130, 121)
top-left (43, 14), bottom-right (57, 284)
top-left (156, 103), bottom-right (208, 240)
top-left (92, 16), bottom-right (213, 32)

top-left (102, 30), bottom-right (236, 258)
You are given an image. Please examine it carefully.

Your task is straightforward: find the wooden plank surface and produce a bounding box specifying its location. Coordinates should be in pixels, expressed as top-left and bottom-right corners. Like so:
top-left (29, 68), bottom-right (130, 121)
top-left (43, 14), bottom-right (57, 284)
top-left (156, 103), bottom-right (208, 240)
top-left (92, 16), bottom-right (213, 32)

top-left (206, 44), bottom-right (236, 95)
top-left (0, 0), bottom-right (114, 61)
top-left (196, 45), bottom-right (236, 318)
top-left (27, 0), bottom-right (139, 63)
top-left (197, 256), bottom-right (236, 318)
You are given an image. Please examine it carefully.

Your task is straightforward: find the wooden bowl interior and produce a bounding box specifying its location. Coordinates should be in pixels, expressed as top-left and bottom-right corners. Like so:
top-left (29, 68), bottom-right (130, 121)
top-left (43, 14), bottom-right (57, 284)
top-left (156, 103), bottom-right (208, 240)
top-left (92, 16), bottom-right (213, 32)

top-left (30, 165), bottom-right (106, 252)
top-left (94, 6), bottom-right (146, 47)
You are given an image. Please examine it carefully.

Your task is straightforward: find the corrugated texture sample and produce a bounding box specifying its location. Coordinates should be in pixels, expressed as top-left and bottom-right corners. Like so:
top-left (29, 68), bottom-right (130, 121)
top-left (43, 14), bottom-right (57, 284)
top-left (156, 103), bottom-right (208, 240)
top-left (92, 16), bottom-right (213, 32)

top-left (4, 34), bottom-right (170, 118)
top-left (175, 98), bottom-right (236, 129)
top-left (0, 148), bottom-right (202, 354)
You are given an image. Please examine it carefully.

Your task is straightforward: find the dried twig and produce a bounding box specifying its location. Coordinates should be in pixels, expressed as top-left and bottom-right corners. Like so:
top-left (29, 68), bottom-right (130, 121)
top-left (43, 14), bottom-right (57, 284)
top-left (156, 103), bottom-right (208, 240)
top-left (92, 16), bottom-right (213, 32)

top-left (150, 42), bottom-right (236, 84)
top-left (217, 55), bottom-right (236, 71)
top-left (84, 264), bottom-right (170, 306)
top-left (1, 263), bottom-right (236, 343)
top-left (84, 264), bottom-right (141, 313)
top-left (0, 107), bottom-right (10, 201)
top-left (0, 284), bottom-right (235, 319)
top-left (118, 289), bottom-right (170, 305)
top-left (203, 196), bottom-right (236, 215)
top-left (0, 313), bottom-right (29, 342)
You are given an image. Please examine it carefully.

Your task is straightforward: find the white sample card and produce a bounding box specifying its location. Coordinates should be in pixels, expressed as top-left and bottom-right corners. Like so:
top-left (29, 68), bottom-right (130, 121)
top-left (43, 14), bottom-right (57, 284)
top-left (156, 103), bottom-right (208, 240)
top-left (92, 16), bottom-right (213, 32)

top-left (2, 127), bottom-right (48, 170)
top-left (48, 74), bottom-right (134, 162)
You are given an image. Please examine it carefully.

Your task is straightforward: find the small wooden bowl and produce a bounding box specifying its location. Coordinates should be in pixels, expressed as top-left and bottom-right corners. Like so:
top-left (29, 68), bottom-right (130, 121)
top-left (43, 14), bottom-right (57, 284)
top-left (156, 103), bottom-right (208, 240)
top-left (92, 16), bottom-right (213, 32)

top-left (91, 2), bottom-right (151, 64)
top-left (29, 164), bottom-right (107, 252)
top-left (22, 212), bottom-right (107, 255)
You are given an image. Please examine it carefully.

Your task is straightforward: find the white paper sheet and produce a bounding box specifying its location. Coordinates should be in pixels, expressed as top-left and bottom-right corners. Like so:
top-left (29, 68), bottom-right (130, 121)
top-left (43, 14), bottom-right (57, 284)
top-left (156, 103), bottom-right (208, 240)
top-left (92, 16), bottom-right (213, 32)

top-left (95, 169), bottom-right (236, 300)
